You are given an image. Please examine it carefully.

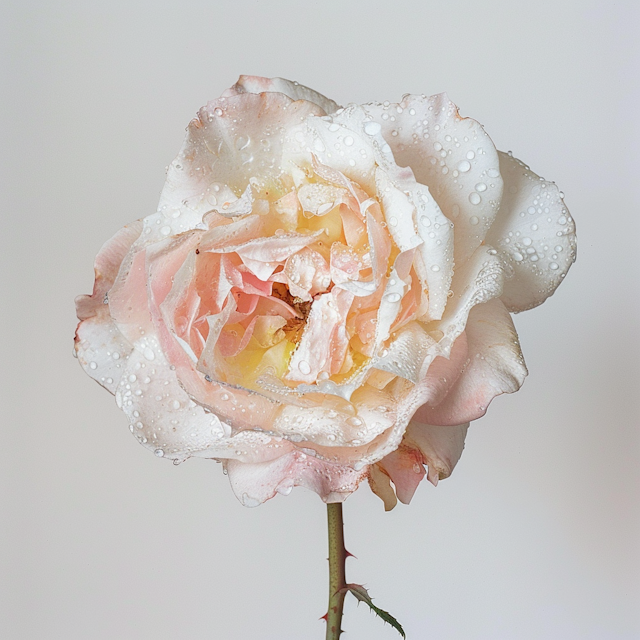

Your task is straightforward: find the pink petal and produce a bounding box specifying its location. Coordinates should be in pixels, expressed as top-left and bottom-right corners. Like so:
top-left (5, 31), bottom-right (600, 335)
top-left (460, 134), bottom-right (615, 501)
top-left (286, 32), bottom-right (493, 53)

top-left (286, 288), bottom-right (354, 383)
top-left (377, 444), bottom-right (426, 504)
top-left (278, 247), bottom-right (330, 301)
top-left (415, 298), bottom-right (527, 426)
top-left (75, 220), bottom-right (143, 321)
top-left (225, 450), bottom-right (366, 506)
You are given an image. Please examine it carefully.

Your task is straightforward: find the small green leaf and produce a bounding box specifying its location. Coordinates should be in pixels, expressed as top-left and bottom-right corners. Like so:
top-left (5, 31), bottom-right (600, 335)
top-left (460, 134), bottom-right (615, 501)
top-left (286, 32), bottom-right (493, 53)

top-left (341, 583), bottom-right (406, 638)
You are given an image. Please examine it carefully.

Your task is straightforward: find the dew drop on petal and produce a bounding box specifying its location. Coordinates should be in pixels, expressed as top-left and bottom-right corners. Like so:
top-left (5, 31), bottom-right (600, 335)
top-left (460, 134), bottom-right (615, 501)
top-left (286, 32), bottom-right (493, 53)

top-left (364, 122), bottom-right (382, 136)
top-left (298, 360), bottom-right (312, 375)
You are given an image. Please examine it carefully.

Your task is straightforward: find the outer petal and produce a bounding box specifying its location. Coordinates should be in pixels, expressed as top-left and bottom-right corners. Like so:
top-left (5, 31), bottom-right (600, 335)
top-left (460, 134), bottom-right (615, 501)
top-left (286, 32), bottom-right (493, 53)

top-left (368, 464), bottom-right (398, 511)
top-left (485, 151), bottom-right (577, 312)
top-left (74, 316), bottom-right (135, 396)
top-left (74, 221), bottom-right (143, 394)
top-left (364, 94), bottom-right (503, 264)
top-left (415, 298), bottom-right (527, 426)
top-left (114, 333), bottom-right (294, 464)
top-left (75, 221), bottom-right (144, 321)
top-left (377, 444), bottom-right (426, 504)
top-left (137, 92), bottom-right (325, 246)
top-left (404, 421), bottom-right (469, 486)
top-left (222, 75), bottom-right (340, 116)
top-left (225, 451), bottom-right (366, 507)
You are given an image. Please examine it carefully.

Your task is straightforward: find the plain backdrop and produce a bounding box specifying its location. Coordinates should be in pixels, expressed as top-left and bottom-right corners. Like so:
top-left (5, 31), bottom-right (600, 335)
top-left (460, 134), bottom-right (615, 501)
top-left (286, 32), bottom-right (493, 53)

top-left (2, 1), bottom-right (639, 639)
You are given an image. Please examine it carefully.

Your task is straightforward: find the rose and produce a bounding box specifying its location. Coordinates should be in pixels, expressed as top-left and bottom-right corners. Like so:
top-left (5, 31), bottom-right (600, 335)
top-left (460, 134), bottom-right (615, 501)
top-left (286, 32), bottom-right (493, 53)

top-left (75, 76), bottom-right (576, 509)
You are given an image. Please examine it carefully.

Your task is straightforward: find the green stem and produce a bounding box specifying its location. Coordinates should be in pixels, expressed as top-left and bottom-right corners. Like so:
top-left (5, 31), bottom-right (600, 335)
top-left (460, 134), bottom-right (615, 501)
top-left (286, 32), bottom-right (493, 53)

top-left (325, 502), bottom-right (347, 640)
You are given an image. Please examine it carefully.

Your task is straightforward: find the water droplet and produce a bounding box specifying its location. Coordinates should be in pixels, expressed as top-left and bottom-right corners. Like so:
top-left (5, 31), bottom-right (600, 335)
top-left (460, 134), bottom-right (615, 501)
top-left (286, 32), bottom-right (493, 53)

top-left (469, 215), bottom-right (479, 225)
top-left (298, 360), bottom-right (312, 375)
top-left (154, 449), bottom-right (164, 457)
top-left (457, 160), bottom-right (471, 173)
top-left (389, 216), bottom-right (398, 226)
top-left (513, 252), bottom-right (524, 262)
top-left (469, 193), bottom-right (481, 205)
top-left (522, 237), bottom-right (532, 246)
top-left (242, 494), bottom-right (261, 507)
top-left (128, 374), bottom-right (137, 382)
top-left (143, 348), bottom-right (155, 361)
top-left (343, 135), bottom-right (354, 147)
top-left (383, 292), bottom-right (401, 303)
top-left (420, 216), bottom-right (431, 227)
top-left (550, 262), bottom-right (559, 270)
top-left (431, 264), bottom-right (440, 272)
top-left (475, 182), bottom-right (487, 192)
top-left (171, 400), bottom-right (180, 410)
top-left (487, 168), bottom-right (499, 177)
top-left (365, 122), bottom-right (382, 138)
top-left (466, 151), bottom-right (475, 160)
top-left (89, 361), bottom-right (97, 370)
top-left (160, 226), bottom-right (171, 236)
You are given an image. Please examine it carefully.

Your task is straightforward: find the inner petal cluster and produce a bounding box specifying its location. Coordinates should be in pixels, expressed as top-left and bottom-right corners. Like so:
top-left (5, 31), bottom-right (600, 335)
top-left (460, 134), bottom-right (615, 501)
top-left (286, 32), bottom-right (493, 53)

top-left (167, 159), bottom-right (416, 398)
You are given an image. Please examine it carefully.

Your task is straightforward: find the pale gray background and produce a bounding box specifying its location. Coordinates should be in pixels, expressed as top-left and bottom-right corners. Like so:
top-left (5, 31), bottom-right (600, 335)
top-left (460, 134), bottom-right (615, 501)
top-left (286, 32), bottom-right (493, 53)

top-left (2, 1), bottom-right (639, 638)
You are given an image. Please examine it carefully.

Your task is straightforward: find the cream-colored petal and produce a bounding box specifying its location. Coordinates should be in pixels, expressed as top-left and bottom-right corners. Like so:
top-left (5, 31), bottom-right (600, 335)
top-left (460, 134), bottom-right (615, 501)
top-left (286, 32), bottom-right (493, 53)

top-left (364, 94), bottom-right (503, 265)
top-left (222, 75), bottom-right (339, 116)
top-left (404, 421), bottom-right (469, 486)
top-left (137, 92), bottom-right (324, 246)
top-left (368, 464), bottom-right (398, 511)
top-left (113, 333), bottom-right (292, 464)
top-left (74, 315), bottom-right (135, 395)
top-left (485, 151), bottom-right (577, 312)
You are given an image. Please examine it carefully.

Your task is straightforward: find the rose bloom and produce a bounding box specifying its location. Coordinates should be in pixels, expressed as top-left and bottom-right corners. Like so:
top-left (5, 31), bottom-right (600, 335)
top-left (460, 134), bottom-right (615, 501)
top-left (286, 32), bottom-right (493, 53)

top-left (75, 76), bottom-right (576, 509)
